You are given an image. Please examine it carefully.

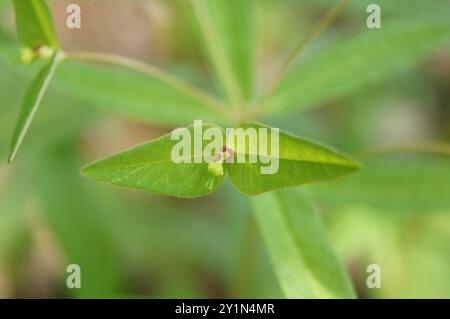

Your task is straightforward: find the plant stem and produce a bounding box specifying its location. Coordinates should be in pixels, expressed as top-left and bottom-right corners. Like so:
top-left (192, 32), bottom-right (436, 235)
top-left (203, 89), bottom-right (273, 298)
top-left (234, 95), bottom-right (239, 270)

top-left (63, 51), bottom-right (234, 120)
top-left (250, 0), bottom-right (350, 114)
top-left (190, 0), bottom-right (244, 111)
top-left (273, 0), bottom-right (349, 90)
top-left (361, 140), bottom-right (450, 158)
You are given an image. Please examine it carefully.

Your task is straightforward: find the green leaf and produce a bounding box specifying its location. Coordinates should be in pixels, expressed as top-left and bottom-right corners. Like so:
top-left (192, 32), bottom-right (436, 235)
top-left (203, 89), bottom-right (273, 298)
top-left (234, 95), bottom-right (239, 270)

top-left (82, 123), bottom-right (226, 198)
top-left (191, 0), bottom-right (255, 105)
top-left (53, 61), bottom-right (227, 126)
top-left (226, 123), bottom-right (360, 195)
top-left (9, 49), bottom-right (60, 163)
top-left (209, 0), bottom-right (255, 100)
top-left (13, 0), bottom-right (58, 48)
top-left (251, 188), bottom-right (355, 298)
top-left (264, 18), bottom-right (450, 116)
top-left (0, 39), bottom-right (227, 128)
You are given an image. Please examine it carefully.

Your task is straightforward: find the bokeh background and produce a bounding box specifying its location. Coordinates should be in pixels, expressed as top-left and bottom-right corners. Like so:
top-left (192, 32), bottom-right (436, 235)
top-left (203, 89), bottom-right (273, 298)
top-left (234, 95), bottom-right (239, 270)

top-left (0, 0), bottom-right (449, 298)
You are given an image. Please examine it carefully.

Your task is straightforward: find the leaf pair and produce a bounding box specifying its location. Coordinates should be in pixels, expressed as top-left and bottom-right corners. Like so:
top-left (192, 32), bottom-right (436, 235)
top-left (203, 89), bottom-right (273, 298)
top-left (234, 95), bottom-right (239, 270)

top-left (81, 122), bottom-right (359, 198)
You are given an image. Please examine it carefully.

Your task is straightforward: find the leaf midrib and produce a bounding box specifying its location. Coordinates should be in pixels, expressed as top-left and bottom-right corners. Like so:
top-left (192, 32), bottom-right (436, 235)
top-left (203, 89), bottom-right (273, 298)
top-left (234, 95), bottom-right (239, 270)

top-left (230, 154), bottom-right (358, 168)
top-left (274, 192), bottom-right (354, 298)
top-left (84, 154), bottom-right (207, 172)
top-left (273, 192), bottom-right (320, 298)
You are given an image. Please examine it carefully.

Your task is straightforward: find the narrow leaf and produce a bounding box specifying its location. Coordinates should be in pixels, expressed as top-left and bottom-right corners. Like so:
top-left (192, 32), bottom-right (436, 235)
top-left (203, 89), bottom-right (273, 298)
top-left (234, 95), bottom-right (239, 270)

top-left (9, 49), bottom-right (60, 163)
top-left (209, 0), bottom-right (255, 100)
top-left (264, 18), bottom-right (450, 115)
top-left (191, 0), bottom-right (255, 105)
top-left (0, 40), bottom-right (227, 127)
top-left (54, 61), bottom-right (227, 126)
top-left (251, 188), bottom-right (355, 298)
top-left (13, 0), bottom-right (58, 48)
top-left (308, 156), bottom-right (450, 213)
top-left (226, 123), bottom-right (360, 195)
top-left (82, 123), bottom-right (226, 198)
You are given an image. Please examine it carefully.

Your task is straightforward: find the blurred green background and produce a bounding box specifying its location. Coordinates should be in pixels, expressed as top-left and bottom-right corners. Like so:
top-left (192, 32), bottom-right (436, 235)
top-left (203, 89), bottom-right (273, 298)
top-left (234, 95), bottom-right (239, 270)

top-left (0, 0), bottom-right (449, 298)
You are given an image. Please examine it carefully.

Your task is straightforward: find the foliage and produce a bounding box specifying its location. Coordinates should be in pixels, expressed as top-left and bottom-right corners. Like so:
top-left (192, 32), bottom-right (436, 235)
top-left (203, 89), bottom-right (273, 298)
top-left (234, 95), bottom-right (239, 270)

top-left (2, 0), bottom-right (449, 298)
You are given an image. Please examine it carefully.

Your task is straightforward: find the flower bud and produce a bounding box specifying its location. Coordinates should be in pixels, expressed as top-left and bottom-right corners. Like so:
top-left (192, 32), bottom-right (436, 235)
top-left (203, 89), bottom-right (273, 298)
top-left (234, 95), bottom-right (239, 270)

top-left (208, 162), bottom-right (224, 177)
top-left (19, 47), bottom-right (35, 64)
top-left (37, 46), bottom-right (54, 61)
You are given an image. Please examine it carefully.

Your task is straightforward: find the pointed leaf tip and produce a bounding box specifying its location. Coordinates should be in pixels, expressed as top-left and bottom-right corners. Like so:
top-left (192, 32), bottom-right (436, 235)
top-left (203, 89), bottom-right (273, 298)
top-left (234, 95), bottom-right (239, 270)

top-left (81, 123), bottom-right (227, 198)
top-left (9, 50), bottom-right (60, 163)
top-left (226, 123), bottom-right (361, 195)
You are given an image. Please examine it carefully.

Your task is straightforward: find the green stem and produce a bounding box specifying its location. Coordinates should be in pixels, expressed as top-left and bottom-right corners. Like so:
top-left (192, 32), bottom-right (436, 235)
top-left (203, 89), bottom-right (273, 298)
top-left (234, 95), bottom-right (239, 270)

top-left (248, 0), bottom-right (350, 115)
top-left (272, 0), bottom-right (349, 91)
top-left (63, 51), bottom-right (233, 120)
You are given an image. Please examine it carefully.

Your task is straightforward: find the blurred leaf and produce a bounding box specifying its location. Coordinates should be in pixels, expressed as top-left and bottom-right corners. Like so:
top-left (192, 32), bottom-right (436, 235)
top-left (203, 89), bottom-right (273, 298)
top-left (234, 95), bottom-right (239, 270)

top-left (54, 61), bottom-right (226, 126)
top-left (31, 143), bottom-right (122, 297)
top-left (309, 155), bottom-right (450, 213)
top-left (0, 177), bottom-right (30, 271)
top-left (191, 0), bottom-right (255, 104)
top-left (82, 123), bottom-right (226, 198)
top-left (264, 18), bottom-right (450, 115)
top-left (251, 188), bottom-right (355, 298)
top-left (0, 40), bottom-right (225, 128)
top-left (226, 123), bottom-right (360, 195)
top-left (9, 49), bottom-right (60, 163)
top-left (12, 0), bottom-right (58, 48)
top-left (326, 207), bottom-right (450, 298)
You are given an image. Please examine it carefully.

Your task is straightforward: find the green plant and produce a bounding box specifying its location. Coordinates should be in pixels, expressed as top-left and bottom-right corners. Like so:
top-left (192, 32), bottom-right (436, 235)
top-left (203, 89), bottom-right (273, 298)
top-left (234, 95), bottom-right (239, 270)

top-left (8, 0), bottom-right (450, 298)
